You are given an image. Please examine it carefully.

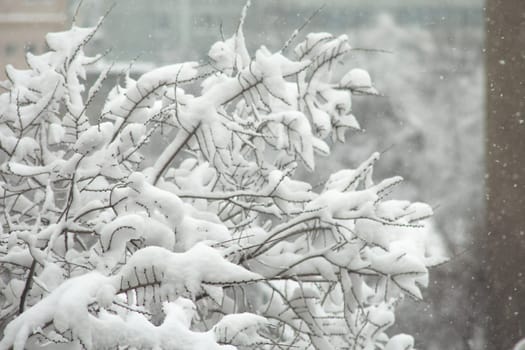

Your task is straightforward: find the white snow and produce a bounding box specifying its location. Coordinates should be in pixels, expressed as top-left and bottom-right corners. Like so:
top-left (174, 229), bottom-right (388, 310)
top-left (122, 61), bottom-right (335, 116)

top-left (0, 14), bottom-right (444, 350)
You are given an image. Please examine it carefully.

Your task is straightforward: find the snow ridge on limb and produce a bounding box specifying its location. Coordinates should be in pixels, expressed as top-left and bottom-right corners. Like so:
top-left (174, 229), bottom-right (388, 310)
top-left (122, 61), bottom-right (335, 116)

top-left (0, 4), bottom-right (443, 350)
top-left (0, 244), bottom-right (262, 350)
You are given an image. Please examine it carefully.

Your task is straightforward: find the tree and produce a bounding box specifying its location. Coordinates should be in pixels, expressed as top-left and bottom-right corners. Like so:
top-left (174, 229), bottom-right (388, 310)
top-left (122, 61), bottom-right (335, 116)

top-left (0, 4), bottom-right (443, 350)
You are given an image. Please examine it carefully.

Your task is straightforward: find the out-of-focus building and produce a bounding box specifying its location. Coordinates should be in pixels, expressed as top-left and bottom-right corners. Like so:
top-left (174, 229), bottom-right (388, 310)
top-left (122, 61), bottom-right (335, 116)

top-left (0, 0), bottom-right (69, 80)
top-left (75, 0), bottom-right (483, 66)
top-left (0, 0), bottom-right (484, 79)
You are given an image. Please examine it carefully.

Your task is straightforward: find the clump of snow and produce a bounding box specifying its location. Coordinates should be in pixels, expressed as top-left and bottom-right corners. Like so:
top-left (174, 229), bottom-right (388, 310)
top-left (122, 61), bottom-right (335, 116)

top-left (384, 334), bottom-right (415, 350)
top-left (341, 68), bottom-right (372, 88)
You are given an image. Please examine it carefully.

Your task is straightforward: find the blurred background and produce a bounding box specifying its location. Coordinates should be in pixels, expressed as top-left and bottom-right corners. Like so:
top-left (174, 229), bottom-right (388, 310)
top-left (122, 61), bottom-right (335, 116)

top-left (0, 0), bottom-right (490, 349)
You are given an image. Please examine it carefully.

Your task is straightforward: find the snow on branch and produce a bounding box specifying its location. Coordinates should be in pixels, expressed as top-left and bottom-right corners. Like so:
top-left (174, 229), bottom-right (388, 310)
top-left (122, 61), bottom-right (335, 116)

top-left (0, 5), bottom-right (445, 350)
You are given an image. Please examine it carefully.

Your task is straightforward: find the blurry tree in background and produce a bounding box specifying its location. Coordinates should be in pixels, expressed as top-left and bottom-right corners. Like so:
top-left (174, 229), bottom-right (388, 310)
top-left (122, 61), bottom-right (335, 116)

top-left (485, 0), bottom-right (525, 349)
top-left (308, 12), bottom-right (484, 350)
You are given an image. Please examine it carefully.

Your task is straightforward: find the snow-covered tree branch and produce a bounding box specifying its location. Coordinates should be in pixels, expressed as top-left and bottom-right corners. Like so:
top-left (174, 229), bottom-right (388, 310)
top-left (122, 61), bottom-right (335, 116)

top-left (0, 3), bottom-right (444, 350)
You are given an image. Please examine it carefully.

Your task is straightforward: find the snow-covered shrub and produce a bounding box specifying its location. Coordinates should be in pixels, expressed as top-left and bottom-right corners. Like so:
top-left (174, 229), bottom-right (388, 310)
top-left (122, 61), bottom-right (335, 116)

top-left (0, 4), bottom-right (444, 350)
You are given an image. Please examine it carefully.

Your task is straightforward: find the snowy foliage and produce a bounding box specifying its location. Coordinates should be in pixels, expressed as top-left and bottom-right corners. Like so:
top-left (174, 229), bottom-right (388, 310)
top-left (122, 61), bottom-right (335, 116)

top-left (0, 5), bottom-right (444, 350)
